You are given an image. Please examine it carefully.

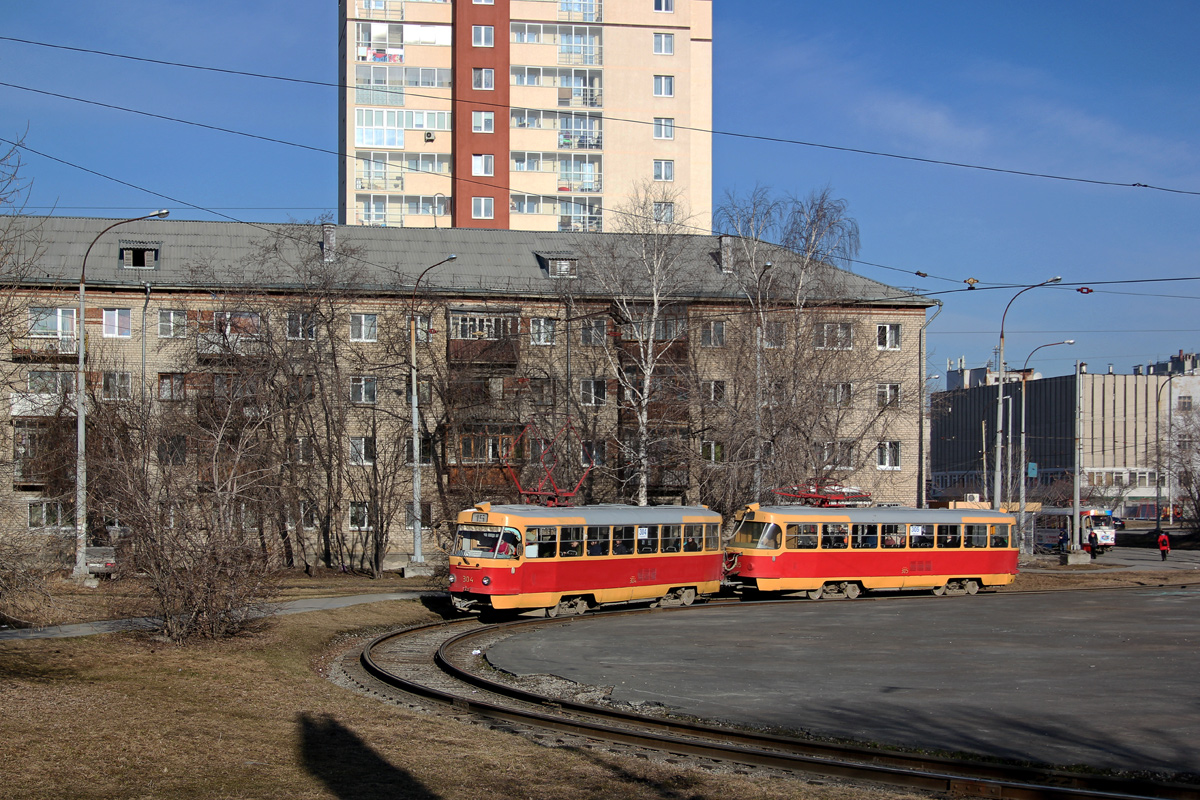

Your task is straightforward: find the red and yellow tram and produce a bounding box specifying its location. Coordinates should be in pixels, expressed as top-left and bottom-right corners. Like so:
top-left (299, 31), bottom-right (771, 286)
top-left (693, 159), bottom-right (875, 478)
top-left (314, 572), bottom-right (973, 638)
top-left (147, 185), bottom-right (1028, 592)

top-left (724, 505), bottom-right (1018, 598)
top-left (449, 502), bottom-right (724, 617)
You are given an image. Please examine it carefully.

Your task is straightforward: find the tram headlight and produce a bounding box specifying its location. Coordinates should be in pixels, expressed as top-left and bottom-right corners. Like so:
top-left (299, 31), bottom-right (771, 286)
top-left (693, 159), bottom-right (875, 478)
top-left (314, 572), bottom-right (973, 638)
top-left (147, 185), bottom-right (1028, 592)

top-left (482, 576), bottom-right (491, 586)
top-left (448, 574), bottom-right (455, 584)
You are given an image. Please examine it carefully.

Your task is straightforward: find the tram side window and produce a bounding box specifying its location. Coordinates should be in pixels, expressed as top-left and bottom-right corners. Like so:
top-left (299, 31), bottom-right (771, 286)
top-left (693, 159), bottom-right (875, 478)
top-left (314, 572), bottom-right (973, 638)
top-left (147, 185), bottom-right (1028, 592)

top-left (662, 524), bottom-right (682, 552)
top-left (910, 524), bottom-right (933, 548)
top-left (683, 524), bottom-right (704, 551)
top-left (786, 523), bottom-right (819, 549)
top-left (560, 526), bottom-right (583, 557)
top-left (704, 523), bottom-right (720, 551)
top-left (964, 524), bottom-right (988, 548)
top-left (990, 524), bottom-right (1010, 548)
top-left (637, 525), bottom-right (659, 554)
top-left (936, 524), bottom-right (962, 548)
top-left (586, 526), bottom-right (610, 556)
top-left (531, 526), bottom-right (558, 558)
top-left (852, 524), bottom-right (878, 549)
top-left (612, 525), bottom-right (635, 554)
top-left (881, 523), bottom-right (905, 548)
top-left (822, 523), bottom-right (849, 549)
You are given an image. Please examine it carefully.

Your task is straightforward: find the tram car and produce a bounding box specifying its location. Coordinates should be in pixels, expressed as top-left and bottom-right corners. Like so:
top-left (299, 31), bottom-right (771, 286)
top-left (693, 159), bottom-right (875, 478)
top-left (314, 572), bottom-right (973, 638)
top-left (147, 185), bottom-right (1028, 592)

top-left (449, 502), bottom-right (724, 617)
top-left (1033, 508), bottom-right (1116, 554)
top-left (724, 504), bottom-right (1018, 598)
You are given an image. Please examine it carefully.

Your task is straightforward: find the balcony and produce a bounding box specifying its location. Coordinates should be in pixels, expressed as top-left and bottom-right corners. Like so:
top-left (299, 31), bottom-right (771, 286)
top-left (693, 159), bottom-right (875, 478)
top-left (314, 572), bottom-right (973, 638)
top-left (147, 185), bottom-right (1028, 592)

top-left (10, 392), bottom-right (75, 418)
top-left (355, 174), bottom-right (404, 192)
top-left (12, 335), bottom-right (77, 362)
top-left (558, 131), bottom-right (602, 150)
top-left (558, 88), bottom-right (602, 108)
top-left (448, 337), bottom-right (520, 367)
top-left (558, 0), bottom-right (601, 22)
top-left (557, 175), bottom-right (602, 193)
top-left (558, 47), bottom-right (602, 67)
top-left (558, 214), bottom-right (602, 232)
top-left (197, 332), bottom-right (267, 360)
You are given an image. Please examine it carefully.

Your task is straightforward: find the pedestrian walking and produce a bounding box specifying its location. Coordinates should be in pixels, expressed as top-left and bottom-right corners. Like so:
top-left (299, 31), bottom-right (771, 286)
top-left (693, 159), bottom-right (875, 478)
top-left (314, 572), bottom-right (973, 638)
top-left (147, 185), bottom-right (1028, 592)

top-left (1058, 530), bottom-right (1069, 554)
top-left (1158, 530), bottom-right (1171, 561)
top-left (1088, 530), bottom-right (1099, 560)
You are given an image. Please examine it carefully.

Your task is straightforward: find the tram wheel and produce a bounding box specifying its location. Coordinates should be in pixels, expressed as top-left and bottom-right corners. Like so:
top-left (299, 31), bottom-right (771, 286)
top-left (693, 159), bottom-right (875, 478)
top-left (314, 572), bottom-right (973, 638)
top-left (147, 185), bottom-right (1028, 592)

top-left (679, 588), bottom-right (696, 606)
top-left (545, 601), bottom-right (562, 618)
top-left (843, 583), bottom-right (861, 600)
top-left (964, 579), bottom-right (980, 595)
top-left (931, 583), bottom-right (948, 597)
top-left (806, 585), bottom-right (825, 600)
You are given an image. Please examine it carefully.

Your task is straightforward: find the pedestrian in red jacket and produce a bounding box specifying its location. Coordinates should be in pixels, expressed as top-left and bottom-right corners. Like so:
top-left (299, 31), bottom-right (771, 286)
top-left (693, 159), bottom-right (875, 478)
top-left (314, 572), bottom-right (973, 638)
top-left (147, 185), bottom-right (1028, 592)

top-left (1158, 531), bottom-right (1171, 561)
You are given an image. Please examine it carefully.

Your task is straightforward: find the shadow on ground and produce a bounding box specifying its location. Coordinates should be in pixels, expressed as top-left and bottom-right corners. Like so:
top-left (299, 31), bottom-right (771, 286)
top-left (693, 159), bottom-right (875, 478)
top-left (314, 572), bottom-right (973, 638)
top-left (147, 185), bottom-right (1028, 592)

top-left (299, 712), bottom-right (441, 800)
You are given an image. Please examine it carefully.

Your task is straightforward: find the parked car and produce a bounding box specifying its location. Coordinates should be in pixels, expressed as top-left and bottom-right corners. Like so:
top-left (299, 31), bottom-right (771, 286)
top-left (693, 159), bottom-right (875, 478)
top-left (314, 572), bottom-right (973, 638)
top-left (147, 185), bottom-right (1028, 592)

top-left (1111, 516), bottom-right (1126, 530)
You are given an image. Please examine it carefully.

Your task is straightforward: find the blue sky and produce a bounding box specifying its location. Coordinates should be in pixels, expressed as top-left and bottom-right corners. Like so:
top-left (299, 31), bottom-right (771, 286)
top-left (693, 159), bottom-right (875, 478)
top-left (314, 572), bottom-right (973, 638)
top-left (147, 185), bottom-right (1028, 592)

top-left (2, 1), bottom-right (1198, 381)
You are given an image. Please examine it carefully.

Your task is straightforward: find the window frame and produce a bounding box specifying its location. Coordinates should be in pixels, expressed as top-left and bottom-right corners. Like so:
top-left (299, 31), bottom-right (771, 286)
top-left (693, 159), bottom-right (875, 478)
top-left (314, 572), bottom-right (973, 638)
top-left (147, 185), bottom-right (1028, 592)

top-left (877, 323), bottom-right (901, 351)
top-left (472, 110), bottom-right (495, 133)
top-left (102, 371), bottom-right (133, 401)
top-left (472, 67), bottom-right (495, 90)
top-left (471, 153), bottom-right (495, 177)
top-left (287, 311), bottom-right (317, 341)
top-left (653, 75), bottom-right (675, 97)
top-left (580, 378), bottom-right (606, 406)
top-left (653, 159), bottom-right (674, 181)
top-left (653, 32), bottom-right (674, 54)
top-left (350, 436), bottom-right (377, 466)
top-left (350, 312), bottom-right (378, 342)
top-left (158, 372), bottom-right (186, 401)
top-left (530, 317), bottom-right (556, 345)
top-left (102, 308), bottom-right (132, 338)
top-left (158, 309), bottom-right (187, 339)
top-left (472, 196), bottom-right (495, 219)
top-left (877, 382), bottom-right (901, 408)
top-left (653, 117), bottom-right (675, 139)
top-left (815, 321), bottom-right (854, 351)
top-left (654, 0), bottom-right (674, 11)
top-left (472, 25), bottom-right (494, 47)
top-left (350, 375), bottom-right (378, 405)
top-left (877, 440), bottom-right (902, 470)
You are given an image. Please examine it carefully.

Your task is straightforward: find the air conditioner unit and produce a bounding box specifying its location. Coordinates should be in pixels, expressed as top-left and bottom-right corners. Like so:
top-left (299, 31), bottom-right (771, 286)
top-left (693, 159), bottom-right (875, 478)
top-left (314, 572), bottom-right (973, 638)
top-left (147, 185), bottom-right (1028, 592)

top-left (424, 131), bottom-right (436, 143)
top-left (964, 493), bottom-right (981, 502)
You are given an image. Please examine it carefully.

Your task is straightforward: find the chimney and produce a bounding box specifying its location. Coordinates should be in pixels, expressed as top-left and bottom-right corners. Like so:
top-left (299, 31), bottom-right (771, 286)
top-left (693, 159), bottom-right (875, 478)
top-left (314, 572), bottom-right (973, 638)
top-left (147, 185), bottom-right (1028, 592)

top-left (1080, 363), bottom-right (1088, 374)
top-left (1134, 365), bottom-right (1143, 376)
top-left (321, 224), bottom-right (336, 263)
top-left (1108, 364), bottom-right (1114, 374)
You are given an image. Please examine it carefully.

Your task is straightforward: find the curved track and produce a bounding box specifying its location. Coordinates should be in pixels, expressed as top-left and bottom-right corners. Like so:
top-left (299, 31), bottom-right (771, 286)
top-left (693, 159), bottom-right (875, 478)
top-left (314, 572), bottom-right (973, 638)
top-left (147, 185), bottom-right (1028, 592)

top-left (349, 589), bottom-right (1200, 800)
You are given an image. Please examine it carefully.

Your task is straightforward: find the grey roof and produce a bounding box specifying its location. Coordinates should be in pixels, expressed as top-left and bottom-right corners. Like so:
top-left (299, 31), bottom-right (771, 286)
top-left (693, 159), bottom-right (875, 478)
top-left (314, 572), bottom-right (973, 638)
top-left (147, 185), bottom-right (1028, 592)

top-left (9, 216), bottom-right (933, 308)
top-left (466, 504), bottom-right (722, 525)
top-left (750, 506), bottom-right (1015, 523)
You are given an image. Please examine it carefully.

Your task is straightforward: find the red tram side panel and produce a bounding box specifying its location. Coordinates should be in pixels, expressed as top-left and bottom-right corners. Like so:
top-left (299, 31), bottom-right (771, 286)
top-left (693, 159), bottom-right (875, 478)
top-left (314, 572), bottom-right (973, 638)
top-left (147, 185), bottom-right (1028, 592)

top-left (724, 505), bottom-right (1018, 598)
top-left (449, 502), bottom-right (724, 617)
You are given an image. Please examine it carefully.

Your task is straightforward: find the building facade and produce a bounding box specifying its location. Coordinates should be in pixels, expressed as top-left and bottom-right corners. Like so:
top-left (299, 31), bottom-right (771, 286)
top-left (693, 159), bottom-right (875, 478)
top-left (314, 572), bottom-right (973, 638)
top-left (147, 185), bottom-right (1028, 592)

top-left (4, 217), bottom-right (929, 573)
top-left (931, 365), bottom-right (1200, 518)
top-left (338, 0), bottom-right (713, 232)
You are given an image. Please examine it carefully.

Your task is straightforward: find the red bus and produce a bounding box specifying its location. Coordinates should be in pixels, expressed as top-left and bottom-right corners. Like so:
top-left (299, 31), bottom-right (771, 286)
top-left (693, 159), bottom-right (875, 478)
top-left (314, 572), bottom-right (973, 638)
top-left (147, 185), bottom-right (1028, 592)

top-left (449, 502), bottom-right (724, 617)
top-left (724, 504), bottom-right (1018, 598)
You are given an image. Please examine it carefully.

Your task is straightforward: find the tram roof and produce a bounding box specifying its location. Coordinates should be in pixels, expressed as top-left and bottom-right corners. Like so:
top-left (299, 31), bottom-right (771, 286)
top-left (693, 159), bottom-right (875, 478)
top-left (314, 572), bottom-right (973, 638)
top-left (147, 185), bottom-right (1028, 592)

top-left (467, 504), bottom-right (721, 525)
top-left (750, 506), bottom-right (1016, 523)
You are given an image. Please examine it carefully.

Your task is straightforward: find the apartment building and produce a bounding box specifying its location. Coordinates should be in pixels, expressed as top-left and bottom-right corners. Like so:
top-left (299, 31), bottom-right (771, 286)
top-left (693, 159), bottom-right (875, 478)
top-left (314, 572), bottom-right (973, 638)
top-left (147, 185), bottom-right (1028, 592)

top-left (931, 364), bottom-right (1200, 517)
top-left (4, 217), bottom-right (929, 571)
top-left (338, 0), bottom-right (712, 232)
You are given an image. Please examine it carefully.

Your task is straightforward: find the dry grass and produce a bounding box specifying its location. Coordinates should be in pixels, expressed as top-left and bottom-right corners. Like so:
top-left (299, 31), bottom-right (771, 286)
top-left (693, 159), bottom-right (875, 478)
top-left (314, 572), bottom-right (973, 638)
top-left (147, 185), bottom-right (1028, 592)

top-left (0, 599), bottom-right (928, 800)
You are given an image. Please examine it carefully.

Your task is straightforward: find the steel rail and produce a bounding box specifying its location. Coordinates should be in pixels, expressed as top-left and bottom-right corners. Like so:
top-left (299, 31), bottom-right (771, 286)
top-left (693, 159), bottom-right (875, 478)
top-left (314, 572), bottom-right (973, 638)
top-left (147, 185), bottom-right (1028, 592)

top-left (359, 600), bottom-right (1200, 800)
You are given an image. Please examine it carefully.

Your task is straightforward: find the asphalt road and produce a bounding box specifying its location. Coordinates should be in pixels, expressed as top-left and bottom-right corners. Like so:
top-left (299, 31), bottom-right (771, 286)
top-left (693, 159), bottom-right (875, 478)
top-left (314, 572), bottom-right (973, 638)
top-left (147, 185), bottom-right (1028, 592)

top-left (487, 582), bottom-right (1200, 775)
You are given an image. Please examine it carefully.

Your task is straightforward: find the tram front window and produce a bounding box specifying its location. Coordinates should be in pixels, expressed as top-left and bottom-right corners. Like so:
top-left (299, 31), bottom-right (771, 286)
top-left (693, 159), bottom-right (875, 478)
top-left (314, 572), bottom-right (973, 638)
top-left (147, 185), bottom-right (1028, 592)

top-left (454, 525), bottom-right (522, 559)
top-left (730, 521), bottom-right (782, 550)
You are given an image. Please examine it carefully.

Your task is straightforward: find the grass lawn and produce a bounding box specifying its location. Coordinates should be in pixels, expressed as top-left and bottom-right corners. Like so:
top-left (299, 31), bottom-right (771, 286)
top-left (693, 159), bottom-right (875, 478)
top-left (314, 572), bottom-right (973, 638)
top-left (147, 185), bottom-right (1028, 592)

top-left (0, 590), bottom-right (920, 800)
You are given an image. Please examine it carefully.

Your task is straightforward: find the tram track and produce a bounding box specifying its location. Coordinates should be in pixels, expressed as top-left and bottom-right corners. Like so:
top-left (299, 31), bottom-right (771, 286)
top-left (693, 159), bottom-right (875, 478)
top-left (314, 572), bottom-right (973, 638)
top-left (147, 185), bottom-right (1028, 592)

top-left (341, 591), bottom-right (1200, 800)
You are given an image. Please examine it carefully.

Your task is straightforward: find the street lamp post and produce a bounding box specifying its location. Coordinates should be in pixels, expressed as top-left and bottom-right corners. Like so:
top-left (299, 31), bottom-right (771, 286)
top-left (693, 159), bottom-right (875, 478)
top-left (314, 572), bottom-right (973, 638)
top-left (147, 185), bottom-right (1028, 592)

top-left (742, 261), bottom-right (771, 501)
top-left (74, 211), bottom-right (169, 580)
top-left (993, 277), bottom-right (1062, 511)
top-left (408, 254), bottom-right (456, 565)
top-left (1018, 339), bottom-right (1074, 553)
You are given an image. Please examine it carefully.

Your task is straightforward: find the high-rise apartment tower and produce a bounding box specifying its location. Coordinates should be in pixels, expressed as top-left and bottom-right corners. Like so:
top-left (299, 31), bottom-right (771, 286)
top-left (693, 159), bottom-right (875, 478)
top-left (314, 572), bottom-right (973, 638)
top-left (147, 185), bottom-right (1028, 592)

top-left (338, 0), bottom-right (712, 232)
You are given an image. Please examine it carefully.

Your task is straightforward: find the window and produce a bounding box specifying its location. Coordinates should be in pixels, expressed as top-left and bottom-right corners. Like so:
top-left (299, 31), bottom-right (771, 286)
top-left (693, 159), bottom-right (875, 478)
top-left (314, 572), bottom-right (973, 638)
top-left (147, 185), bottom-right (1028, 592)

top-left (350, 436), bottom-right (376, 466)
top-left (472, 154), bottom-right (494, 176)
top-left (350, 376), bottom-right (378, 404)
top-left (654, 0), bottom-right (673, 11)
top-left (449, 313), bottom-right (517, 340)
top-left (472, 111), bottom-right (495, 133)
top-left (119, 242), bottom-right (159, 270)
top-left (28, 370), bottom-right (73, 395)
top-left (102, 372), bottom-right (132, 401)
top-left (30, 307), bottom-right (75, 339)
top-left (409, 313), bottom-right (432, 343)
top-left (652, 202), bottom-right (674, 223)
top-left (762, 320), bottom-right (787, 349)
top-left (580, 318), bottom-right (607, 346)
top-left (877, 323), bottom-right (901, 351)
top-left (700, 320), bottom-right (725, 347)
top-left (581, 378), bottom-right (606, 406)
top-left (530, 317), bottom-right (556, 345)
top-left (349, 502), bottom-right (372, 530)
top-left (653, 32), bottom-right (674, 54)
top-left (701, 441), bottom-right (724, 463)
top-left (653, 75), bottom-right (675, 97)
top-left (653, 159), bottom-right (674, 181)
top-left (653, 117), bottom-right (674, 139)
top-left (825, 382), bottom-right (853, 407)
top-left (472, 68), bottom-right (495, 90)
top-left (350, 313), bottom-right (378, 342)
top-left (1180, 396), bottom-right (1194, 411)
top-left (702, 379), bottom-right (726, 403)
top-left (158, 435), bottom-right (187, 466)
top-left (472, 25), bottom-right (494, 46)
top-left (815, 321), bottom-right (853, 350)
top-left (158, 309), bottom-right (187, 338)
top-left (472, 196), bottom-right (495, 219)
top-left (581, 440), bottom-right (605, 466)
top-left (102, 308), bottom-right (131, 338)
top-left (158, 373), bottom-right (186, 401)
top-left (821, 440), bottom-right (855, 469)
top-left (291, 436), bottom-right (315, 464)
top-left (877, 383), bottom-right (901, 408)
top-left (29, 501), bottom-right (72, 530)
top-left (877, 441), bottom-right (901, 470)
top-left (405, 502), bottom-right (433, 530)
top-left (287, 312), bottom-right (316, 341)
top-left (406, 435), bottom-right (434, 465)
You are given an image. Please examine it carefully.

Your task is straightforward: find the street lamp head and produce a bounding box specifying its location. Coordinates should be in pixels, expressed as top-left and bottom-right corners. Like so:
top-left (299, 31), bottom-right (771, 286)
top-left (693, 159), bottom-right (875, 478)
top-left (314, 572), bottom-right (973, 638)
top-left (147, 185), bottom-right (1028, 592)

top-left (153, 209), bottom-right (170, 219)
top-left (1047, 276), bottom-right (1062, 284)
top-left (1064, 339), bottom-right (1076, 345)
top-left (447, 254), bottom-right (457, 260)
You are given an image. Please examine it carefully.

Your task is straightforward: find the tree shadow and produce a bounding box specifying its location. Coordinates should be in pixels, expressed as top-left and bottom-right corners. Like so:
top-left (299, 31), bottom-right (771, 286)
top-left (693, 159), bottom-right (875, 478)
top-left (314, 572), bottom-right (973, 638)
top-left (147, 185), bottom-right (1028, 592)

top-left (298, 712), bottom-right (441, 800)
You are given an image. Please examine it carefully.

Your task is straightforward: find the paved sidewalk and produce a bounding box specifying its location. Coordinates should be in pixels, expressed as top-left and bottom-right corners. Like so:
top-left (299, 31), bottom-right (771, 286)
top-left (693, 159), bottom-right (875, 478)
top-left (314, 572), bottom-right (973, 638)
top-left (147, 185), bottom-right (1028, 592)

top-left (0, 591), bottom-right (441, 642)
top-left (1023, 545), bottom-right (1200, 573)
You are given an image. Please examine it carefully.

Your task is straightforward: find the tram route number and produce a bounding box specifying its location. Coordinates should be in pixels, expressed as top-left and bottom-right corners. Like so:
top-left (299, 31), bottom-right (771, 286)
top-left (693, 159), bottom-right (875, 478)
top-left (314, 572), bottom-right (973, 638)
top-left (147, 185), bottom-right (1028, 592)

top-left (903, 561), bottom-right (933, 574)
top-left (631, 568), bottom-right (658, 584)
